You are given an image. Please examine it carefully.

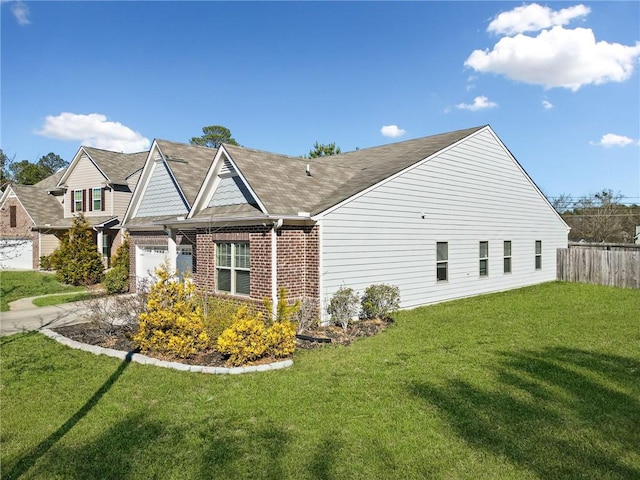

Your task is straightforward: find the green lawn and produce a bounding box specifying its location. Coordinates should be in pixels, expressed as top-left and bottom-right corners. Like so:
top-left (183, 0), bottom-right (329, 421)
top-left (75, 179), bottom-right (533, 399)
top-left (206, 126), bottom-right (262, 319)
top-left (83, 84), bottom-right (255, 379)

top-left (31, 292), bottom-right (96, 307)
top-left (0, 271), bottom-right (85, 311)
top-left (1, 282), bottom-right (638, 479)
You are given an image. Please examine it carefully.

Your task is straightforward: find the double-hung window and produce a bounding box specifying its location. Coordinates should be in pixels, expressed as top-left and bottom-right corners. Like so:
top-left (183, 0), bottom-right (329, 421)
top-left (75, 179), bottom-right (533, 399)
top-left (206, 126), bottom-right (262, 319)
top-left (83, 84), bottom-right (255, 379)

top-left (73, 190), bottom-right (83, 212)
top-left (479, 241), bottom-right (489, 277)
top-left (436, 242), bottom-right (448, 281)
top-left (92, 187), bottom-right (102, 211)
top-left (535, 240), bottom-right (542, 270)
top-left (216, 242), bottom-right (250, 295)
top-left (503, 241), bottom-right (512, 273)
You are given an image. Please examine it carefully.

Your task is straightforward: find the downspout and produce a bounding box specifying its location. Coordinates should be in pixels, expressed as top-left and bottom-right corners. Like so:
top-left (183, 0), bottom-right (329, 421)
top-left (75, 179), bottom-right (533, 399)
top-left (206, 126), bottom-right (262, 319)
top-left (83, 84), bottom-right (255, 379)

top-left (271, 218), bottom-right (283, 320)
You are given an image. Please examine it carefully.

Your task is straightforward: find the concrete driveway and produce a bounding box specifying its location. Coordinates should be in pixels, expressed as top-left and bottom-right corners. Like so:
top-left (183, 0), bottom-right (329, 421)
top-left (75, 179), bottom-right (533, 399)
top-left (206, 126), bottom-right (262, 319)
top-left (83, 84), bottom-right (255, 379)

top-left (0, 295), bottom-right (91, 336)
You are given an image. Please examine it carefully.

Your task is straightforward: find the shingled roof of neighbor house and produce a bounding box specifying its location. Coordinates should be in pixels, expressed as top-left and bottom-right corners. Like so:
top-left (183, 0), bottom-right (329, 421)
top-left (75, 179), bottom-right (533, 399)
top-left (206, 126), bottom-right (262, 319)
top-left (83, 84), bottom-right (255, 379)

top-left (155, 140), bottom-right (217, 206)
top-left (8, 184), bottom-right (64, 227)
top-left (221, 125), bottom-right (485, 216)
top-left (81, 147), bottom-right (148, 185)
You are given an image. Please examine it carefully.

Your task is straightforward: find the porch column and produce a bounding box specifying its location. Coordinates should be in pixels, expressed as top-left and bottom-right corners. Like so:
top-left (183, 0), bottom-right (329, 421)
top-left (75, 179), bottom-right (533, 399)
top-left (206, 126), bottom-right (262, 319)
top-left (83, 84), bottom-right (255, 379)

top-left (165, 227), bottom-right (177, 274)
top-left (96, 229), bottom-right (104, 258)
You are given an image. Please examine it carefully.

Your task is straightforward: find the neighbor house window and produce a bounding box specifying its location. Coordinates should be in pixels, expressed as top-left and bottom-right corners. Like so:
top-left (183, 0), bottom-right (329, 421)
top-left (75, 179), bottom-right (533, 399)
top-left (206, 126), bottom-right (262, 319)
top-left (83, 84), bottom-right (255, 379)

top-left (436, 242), bottom-right (448, 281)
top-left (503, 241), bottom-right (512, 273)
top-left (92, 187), bottom-right (102, 211)
top-left (9, 206), bottom-right (17, 227)
top-left (479, 241), bottom-right (489, 276)
top-left (73, 190), bottom-right (83, 212)
top-left (216, 242), bottom-right (250, 295)
top-left (535, 240), bottom-right (542, 270)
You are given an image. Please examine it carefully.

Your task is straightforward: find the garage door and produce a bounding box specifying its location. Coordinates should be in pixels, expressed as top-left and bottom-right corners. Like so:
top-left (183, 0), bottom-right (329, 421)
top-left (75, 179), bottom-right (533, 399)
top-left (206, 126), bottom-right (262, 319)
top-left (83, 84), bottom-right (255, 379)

top-left (136, 245), bottom-right (193, 285)
top-left (136, 245), bottom-right (168, 285)
top-left (0, 239), bottom-right (33, 270)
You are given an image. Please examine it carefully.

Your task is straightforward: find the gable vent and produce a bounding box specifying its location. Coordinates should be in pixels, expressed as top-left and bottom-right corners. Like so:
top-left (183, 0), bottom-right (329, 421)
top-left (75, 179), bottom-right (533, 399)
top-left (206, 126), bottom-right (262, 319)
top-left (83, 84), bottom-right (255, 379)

top-left (219, 158), bottom-right (235, 176)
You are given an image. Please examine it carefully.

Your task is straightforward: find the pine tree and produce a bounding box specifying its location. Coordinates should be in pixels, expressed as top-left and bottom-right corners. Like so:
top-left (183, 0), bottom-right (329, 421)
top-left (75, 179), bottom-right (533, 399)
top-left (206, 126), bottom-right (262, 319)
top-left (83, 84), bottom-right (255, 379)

top-left (54, 214), bottom-right (104, 286)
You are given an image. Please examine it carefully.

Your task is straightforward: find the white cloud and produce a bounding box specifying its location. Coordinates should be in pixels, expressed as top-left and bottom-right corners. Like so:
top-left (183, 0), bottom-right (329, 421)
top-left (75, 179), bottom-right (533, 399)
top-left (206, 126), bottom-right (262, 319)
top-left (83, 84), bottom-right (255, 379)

top-left (465, 26), bottom-right (640, 91)
top-left (542, 100), bottom-right (554, 109)
top-left (455, 96), bottom-right (498, 111)
top-left (9, 1), bottom-right (31, 25)
top-left (488, 3), bottom-right (590, 36)
top-left (37, 112), bottom-right (150, 153)
top-left (380, 125), bottom-right (406, 138)
top-left (591, 133), bottom-right (635, 147)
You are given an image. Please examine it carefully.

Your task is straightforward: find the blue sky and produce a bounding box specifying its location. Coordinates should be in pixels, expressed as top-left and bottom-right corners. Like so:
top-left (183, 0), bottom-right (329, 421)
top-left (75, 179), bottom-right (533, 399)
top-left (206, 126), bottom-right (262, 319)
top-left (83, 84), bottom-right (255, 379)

top-left (2, 1), bottom-right (639, 202)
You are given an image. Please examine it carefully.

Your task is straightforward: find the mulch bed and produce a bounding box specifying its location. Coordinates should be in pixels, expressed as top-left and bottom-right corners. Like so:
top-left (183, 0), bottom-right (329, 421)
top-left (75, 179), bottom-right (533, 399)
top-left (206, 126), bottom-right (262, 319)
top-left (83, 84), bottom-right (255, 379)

top-left (52, 317), bottom-right (393, 368)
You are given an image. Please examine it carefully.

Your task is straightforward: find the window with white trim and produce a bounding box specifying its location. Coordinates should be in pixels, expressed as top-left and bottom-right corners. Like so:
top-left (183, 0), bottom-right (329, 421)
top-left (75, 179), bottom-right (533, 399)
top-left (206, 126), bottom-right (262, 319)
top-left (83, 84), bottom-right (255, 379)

top-left (92, 187), bottom-right (102, 211)
top-left (436, 242), bottom-right (448, 282)
top-left (503, 241), bottom-right (512, 274)
top-left (74, 190), bottom-right (83, 212)
top-left (216, 242), bottom-right (250, 295)
top-left (535, 240), bottom-right (542, 270)
top-left (479, 241), bottom-right (489, 276)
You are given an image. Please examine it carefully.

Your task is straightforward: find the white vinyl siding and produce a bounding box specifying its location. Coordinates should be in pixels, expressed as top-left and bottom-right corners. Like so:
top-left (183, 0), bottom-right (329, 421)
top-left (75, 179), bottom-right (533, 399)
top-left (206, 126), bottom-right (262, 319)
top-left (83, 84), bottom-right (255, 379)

top-left (321, 128), bottom-right (568, 314)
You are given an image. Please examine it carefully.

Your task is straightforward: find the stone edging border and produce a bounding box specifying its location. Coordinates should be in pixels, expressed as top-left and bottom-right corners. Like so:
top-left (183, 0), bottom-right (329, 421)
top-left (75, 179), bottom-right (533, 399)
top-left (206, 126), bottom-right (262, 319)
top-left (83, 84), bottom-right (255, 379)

top-left (40, 328), bottom-right (293, 375)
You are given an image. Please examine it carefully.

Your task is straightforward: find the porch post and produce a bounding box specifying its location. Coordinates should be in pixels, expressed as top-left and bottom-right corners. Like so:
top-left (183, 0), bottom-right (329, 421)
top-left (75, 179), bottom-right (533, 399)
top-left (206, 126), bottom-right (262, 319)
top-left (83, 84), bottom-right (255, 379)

top-left (165, 227), bottom-right (177, 274)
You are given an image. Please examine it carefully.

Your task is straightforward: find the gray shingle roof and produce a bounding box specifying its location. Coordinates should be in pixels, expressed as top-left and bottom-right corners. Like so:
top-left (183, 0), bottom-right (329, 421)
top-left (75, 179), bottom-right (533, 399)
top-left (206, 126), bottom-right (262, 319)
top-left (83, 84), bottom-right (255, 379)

top-left (9, 184), bottom-right (64, 227)
top-left (155, 140), bottom-right (217, 205)
top-left (81, 147), bottom-right (148, 185)
top-left (225, 125), bottom-right (485, 215)
top-left (34, 171), bottom-right (65, 189)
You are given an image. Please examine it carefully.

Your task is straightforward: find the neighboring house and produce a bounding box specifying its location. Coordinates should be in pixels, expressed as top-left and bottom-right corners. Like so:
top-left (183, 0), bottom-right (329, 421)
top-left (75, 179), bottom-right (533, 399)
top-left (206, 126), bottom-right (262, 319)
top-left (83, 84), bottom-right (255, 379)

top-left (0, 147), bottom-right (147, 270)
top-left (124, 125), bottom-right (570, 320)
top-left (0, 173), bottom-right (64, 269)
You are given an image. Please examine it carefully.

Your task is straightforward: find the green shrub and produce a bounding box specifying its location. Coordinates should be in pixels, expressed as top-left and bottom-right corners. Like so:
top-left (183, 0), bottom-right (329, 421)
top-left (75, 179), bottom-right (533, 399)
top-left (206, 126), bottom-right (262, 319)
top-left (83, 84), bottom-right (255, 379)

top-left (53, 214), bottom-right (104, 286)
top-left (104, 264), bottom-right (129, 294)
top-left (39, 255), bottom-right (54, 271)
top-left (327, 286), bottom-right (360, 331)
top-left (133, 267), bottom-right (210, 358)
top-left (104, 236), bottom-right (130, 294)
top-left (201, 294), bottom-right (246, 342)
top-left (263, 288), bottom-right (300, 325)
top-left (360, 284), bottom-right (400, 320)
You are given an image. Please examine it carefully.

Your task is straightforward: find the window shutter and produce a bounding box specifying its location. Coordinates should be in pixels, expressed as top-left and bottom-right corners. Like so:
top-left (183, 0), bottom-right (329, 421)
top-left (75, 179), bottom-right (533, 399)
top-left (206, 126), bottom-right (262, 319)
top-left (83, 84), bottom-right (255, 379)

top-left (88, 189), bottom-right (93, 211)
top-left (82, 189), bottom-right (87, 211)
top-left (70, 191), bottom-right (74, 213)
top-left (101, 188), bottom-right (105, 211)
top-left (10, 205), bottom-right (17, 227)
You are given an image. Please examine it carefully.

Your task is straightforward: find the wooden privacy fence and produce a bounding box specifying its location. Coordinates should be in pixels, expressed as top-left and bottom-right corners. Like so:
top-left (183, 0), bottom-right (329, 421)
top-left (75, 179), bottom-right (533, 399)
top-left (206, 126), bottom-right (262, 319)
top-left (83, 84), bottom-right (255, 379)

top-left (557, 247), bottom-right (640, 289)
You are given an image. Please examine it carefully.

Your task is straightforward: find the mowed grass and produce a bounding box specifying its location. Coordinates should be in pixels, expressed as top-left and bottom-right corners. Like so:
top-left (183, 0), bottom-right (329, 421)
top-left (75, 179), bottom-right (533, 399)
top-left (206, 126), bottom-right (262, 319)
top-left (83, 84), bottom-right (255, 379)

top-left (0, 271), bottom-right (85, 311)
top-left (1, 282), bottom-right (638, 480)
top-left (31, 292), bottom-right (96, 307)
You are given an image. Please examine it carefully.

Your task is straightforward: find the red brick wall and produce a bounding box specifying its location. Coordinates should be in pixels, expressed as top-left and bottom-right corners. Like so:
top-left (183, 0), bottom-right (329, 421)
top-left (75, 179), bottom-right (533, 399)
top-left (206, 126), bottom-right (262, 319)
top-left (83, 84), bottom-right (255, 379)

top-left (0, 196), bottom-right (38, 268)
top-left (129, 224), bottom-right (321, 313)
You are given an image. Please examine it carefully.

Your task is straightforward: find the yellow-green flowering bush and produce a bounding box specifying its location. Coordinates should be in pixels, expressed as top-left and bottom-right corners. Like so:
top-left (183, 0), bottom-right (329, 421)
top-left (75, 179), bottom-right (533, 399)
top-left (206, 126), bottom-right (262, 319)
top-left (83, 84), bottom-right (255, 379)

top-left (217, 315), bottom-right (267, 366)
top-left (266, 321), bottom-right (296, 358)
top-left (133, 267), bottom-right (210, 358)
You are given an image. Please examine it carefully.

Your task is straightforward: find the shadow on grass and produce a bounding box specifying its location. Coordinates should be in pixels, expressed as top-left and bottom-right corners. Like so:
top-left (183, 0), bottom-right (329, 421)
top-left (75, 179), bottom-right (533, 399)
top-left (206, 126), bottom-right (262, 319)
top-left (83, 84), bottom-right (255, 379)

top-left (410, 347), bottom-right (640, 479)
top-left (4, 352), bottom-right (134, 480)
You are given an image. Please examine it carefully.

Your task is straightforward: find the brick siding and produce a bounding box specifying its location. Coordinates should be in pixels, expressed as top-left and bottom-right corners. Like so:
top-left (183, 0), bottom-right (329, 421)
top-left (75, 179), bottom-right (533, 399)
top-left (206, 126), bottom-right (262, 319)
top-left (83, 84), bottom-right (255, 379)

top-left (129, 223), bottom-right (320, 315)
top-left (0, 196), bottom-right (38, 268)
